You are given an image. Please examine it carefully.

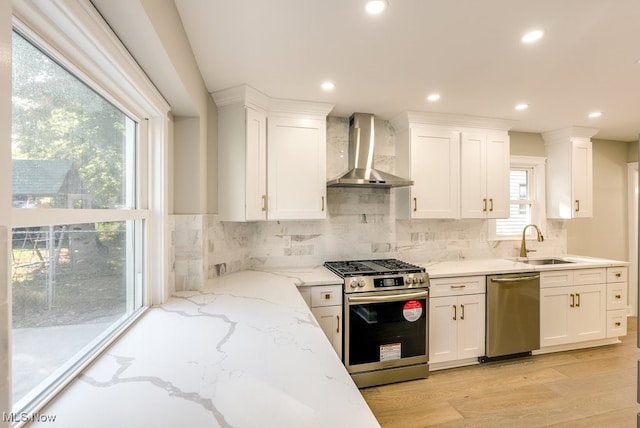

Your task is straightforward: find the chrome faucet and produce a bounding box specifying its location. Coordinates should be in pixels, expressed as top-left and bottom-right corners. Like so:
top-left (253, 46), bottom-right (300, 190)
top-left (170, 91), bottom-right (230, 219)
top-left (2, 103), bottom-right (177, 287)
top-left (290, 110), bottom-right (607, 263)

top-left (519, 224), bottom-right (544, 258)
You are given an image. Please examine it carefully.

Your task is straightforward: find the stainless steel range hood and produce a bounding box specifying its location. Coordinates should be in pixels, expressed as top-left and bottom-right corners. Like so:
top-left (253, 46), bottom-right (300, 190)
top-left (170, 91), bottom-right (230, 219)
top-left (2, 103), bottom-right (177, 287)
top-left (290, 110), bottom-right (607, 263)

top-left (327, 113), bottom-right (413, 188)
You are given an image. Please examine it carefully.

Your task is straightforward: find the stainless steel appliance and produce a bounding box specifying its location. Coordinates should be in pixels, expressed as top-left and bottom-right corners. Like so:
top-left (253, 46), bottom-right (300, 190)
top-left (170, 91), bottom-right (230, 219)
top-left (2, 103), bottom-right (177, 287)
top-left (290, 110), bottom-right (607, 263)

top-left (326, 113), bottom-right (414, 188)
top-left (481, 272), bottom-right (540, 362)
top-left (324, 259), bottom-right (430, 388)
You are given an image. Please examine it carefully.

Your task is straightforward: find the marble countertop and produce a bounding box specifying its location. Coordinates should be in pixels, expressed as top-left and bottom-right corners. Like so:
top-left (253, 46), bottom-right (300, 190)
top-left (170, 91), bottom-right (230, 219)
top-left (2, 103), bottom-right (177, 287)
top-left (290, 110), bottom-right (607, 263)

top-left (420, 255), bottom-right (629, 278)
top-left (33, 257), bottom-right (629, 426)
top-left (35, 268), bottom-right (379, 428)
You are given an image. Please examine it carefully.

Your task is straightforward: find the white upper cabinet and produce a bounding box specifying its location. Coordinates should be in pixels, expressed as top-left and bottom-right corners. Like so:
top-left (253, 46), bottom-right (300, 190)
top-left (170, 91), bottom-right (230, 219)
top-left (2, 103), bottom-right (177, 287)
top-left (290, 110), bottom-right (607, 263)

top-left (213, 85), bottom-right (333, 221)
top-left (214, 86), bottom-right (269, 221)
top-left (543, 127), bottom-right (598, 219)
top-left (460, 132), bottom-right (510, 219)
top-left (267, 110), bottom-right (329, 220)
top-left (393, 112), bottom-right (514, 220)
top-left (393, 120), bottom-right (460, 219)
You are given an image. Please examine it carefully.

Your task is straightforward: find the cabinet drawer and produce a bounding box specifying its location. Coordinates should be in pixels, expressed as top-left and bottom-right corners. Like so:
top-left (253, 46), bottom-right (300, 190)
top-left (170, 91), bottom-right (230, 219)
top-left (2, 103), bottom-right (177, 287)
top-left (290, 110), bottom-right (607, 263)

top-left (573, 268), bottom-right (606, 285)
top-left (606, 282), bottom-right (627, 310)
top-left (540, 270), bottom-right (574, 288)
top-left (429, 276), bottom-right (485, 297)
top-left (310, 285), bottom-right (342, 307)
top-left (607, 266), bottom-right (628, 283)
top-left (606, 309), bottom-right (627, 338)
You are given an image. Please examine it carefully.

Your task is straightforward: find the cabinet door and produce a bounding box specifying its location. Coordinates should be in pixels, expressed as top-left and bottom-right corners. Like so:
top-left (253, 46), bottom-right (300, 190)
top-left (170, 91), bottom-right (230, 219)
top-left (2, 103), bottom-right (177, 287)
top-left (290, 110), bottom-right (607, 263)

top-left (267, 116), bottom-right (327, 220)
top-left (456, 294), bottom-right (485, 360)
top-left (312, 305), bottom-right (342, 359)
top-left (571, 139), bottom-right (592, 218)
top-left (245, 107), bottom-right (268, 220)
top-left (410, 127), bottom-right (460, 218)
top-left (484, 134), bottom-right (510, 219)
top-left (571, 283), bottom-right (606, 342)
top-left (540, 287), bottom-right (572, 347)
top-left (460, 133), bottom-right (486, 218)
top-left (429, 296), bottom-right (458, 363)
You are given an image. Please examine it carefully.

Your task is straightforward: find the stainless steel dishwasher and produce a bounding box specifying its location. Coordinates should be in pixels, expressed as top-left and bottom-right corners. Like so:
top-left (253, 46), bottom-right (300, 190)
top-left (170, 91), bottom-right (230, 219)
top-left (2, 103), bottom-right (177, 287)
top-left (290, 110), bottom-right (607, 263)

top-left (481, 272), bottom-right (540, 362)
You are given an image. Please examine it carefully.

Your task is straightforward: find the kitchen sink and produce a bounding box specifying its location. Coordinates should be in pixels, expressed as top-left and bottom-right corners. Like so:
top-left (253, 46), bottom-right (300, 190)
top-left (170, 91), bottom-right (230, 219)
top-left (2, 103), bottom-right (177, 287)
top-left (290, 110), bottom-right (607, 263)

top-left (520, 258), bottom-right (575, 265)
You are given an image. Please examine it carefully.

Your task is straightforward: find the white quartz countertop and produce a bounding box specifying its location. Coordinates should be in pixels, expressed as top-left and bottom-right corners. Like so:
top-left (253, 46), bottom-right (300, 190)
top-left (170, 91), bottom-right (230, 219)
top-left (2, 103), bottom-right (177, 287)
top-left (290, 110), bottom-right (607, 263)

top-left (35, 268), bottom-right (379, 428)
top-left (420, 255), bottom-right (629, 278)
top-left (257, 265), bottom-right (343, 286)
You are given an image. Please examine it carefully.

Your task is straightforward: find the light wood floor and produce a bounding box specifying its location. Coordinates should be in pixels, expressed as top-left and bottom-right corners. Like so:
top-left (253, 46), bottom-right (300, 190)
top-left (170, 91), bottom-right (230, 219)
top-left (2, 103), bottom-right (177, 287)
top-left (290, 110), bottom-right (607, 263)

top-left (362, 317), bottom-right (639, 427)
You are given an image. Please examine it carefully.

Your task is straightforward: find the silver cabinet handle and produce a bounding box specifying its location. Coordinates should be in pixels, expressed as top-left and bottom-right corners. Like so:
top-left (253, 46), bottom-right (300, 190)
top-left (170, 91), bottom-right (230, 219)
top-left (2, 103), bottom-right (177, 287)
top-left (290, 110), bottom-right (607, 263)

top-left (490, 274), bottom-right (540, 283)
top-left (413, 197), bottom-right (417, 212)
top-left (262, 195), bottom-right (267, 212)
top-left (575, 199), bottom-right (580, 212)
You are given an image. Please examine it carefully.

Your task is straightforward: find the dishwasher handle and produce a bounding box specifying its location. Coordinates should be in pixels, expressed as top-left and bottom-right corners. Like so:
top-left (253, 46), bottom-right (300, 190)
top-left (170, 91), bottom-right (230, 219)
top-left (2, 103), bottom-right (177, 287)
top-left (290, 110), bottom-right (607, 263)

top-left (489, 274), bottom-right (540, 283)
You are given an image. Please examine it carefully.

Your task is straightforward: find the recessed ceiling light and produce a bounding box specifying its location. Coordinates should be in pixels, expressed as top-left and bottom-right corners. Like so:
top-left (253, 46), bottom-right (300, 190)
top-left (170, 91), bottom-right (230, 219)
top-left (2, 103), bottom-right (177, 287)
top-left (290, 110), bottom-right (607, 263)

top-left (427, 93), bottom-right (441, 102)
top-left (321, 81), bottom-right (335, 91)
top-left (365, 0), bottom-right (388, 14)
top-left (521, 29), bottom-right (544, 44)
top-left (588, 111), bottom-right (603, 119)
top-left (515, 103), bottom-right (529, 111)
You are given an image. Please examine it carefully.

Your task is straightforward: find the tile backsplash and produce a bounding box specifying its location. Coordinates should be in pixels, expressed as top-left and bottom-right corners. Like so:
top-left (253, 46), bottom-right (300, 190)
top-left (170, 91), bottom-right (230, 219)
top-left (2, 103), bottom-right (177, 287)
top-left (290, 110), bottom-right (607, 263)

top-left (172, 117), bottom-right (567, 291)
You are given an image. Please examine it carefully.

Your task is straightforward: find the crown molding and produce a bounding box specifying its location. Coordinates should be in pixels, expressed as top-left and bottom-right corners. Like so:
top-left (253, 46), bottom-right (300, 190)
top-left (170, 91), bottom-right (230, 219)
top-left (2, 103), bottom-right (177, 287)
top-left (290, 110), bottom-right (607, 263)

top-left (391, 111), bottom-right (516, 132)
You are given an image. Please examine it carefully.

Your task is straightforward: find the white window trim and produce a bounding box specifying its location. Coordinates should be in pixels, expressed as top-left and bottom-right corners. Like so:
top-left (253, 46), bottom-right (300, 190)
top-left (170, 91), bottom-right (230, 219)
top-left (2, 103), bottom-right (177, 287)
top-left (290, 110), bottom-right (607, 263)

top-left (489, 155), bottom-right (547, 241)
top-left (9, 0), bottom-right (171, 417)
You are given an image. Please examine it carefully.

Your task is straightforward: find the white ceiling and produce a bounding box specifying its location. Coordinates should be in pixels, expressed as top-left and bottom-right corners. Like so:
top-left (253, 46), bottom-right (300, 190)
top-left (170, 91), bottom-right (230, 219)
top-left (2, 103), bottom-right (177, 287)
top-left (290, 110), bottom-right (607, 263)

top-left (171, 0), bottom-right (640, 142)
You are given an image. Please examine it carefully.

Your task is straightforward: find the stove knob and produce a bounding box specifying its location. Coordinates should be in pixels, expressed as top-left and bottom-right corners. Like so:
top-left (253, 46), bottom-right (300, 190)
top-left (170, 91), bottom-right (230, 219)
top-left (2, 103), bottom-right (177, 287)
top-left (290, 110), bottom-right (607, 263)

top-left (418, 276), bottom-right (425, 283)
top-left (358, 279), bottom-right (366, 287)
top-left (349, 279), bottom-right (358, 289)
top-left (406, 277), bottom-right (414, 284)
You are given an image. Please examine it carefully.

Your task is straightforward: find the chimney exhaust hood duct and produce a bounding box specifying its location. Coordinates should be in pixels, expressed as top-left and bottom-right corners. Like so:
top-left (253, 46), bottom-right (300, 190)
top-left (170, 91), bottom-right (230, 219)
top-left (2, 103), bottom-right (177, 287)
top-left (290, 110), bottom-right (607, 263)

top-left (327, 113), bottom-right (413, 188)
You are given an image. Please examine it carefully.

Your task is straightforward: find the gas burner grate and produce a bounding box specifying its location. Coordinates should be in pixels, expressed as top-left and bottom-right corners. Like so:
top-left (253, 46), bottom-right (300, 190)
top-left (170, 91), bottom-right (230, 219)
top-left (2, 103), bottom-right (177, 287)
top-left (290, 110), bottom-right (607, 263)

top-left (324, 259), bottom-right (424, 277)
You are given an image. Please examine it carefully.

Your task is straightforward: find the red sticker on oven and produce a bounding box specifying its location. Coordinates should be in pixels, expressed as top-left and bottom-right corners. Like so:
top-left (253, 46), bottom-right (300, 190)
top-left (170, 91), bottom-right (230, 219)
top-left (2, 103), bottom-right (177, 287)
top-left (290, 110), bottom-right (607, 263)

top-left (403, 300), bottom-right (423, 322)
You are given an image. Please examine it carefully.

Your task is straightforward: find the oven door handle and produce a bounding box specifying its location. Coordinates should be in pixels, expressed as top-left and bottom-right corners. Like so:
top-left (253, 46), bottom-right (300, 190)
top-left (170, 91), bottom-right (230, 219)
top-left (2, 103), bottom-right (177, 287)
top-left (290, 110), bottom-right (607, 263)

top-left (347, 290), bottom-right (429, 304)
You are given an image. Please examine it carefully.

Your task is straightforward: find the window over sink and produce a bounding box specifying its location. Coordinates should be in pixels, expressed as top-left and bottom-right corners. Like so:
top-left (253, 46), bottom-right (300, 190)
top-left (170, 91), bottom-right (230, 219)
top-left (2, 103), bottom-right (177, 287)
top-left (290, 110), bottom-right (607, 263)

top-left (489, 156), bottom-right (546, 240)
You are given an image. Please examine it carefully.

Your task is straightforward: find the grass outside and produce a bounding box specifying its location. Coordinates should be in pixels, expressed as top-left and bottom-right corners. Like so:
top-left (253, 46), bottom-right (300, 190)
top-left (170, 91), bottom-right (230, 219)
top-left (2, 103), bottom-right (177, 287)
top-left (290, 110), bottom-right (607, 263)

top-left (11, 227), bottom-right (127, 329)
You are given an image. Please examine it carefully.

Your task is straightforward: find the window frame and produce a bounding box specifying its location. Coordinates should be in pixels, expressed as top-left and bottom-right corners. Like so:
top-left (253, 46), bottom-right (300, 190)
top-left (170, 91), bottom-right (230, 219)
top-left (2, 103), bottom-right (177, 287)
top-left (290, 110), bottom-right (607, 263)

top-left (489, 155), bottom-right (547, 241)
top-left (10, 0), bottom-right (170, 417)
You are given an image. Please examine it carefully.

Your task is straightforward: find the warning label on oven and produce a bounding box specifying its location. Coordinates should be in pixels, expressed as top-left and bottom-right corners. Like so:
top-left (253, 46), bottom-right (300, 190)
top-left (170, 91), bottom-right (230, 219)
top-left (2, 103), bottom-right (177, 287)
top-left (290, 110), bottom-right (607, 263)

top-left (403, 300), bottom-right (423, 322)
top-left (380, 343), bottom-right (401, 361)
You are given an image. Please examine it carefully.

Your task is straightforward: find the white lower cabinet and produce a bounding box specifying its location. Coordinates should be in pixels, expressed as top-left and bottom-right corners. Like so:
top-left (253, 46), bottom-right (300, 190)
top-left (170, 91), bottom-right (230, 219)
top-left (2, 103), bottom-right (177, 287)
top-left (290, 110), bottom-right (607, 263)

top-left (429, 276), bottom-right (485, 367)
top-left (540, 266), bottom-right (628, 349)
top-left (540, 282), bottom-right (606, 347)
top-left (606, 266), bottom-right (628, 338)
top-left (301, 285), bottom-right (343, 359)
top-left (312, 305), bottom-right (342, 358)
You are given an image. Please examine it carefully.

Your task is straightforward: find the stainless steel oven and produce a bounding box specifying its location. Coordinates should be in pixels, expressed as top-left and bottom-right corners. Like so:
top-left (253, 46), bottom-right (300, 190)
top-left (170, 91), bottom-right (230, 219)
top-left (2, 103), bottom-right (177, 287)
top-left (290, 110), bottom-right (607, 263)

top-left (324, 259), bottom-right (430, 388)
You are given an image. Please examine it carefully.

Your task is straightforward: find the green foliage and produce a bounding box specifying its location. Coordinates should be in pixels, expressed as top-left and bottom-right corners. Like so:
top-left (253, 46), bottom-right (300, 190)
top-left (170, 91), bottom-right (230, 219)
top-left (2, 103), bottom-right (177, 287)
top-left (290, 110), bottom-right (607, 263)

top-left (12, 32), bottom-right (131, 208)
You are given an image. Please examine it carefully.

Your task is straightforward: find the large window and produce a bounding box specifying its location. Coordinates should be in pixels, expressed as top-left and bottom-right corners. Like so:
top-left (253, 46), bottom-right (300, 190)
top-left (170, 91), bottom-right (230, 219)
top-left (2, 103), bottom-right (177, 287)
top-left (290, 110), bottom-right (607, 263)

top-left (490, 156), bottom-right (546, 240)
top-left (11, 30), bottom-right (144, 413)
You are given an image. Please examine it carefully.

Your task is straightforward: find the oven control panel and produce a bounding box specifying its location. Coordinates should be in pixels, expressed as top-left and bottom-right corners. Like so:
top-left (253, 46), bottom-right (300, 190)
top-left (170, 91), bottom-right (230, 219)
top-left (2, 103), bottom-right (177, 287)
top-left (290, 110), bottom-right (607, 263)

top-left (345, 272), bottom-right (429, 293)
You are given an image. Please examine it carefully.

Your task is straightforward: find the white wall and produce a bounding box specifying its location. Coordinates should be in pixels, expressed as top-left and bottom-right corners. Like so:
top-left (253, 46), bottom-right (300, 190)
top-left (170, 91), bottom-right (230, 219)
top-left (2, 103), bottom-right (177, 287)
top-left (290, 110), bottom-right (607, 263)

top-left (567, 139), bottom-right (629, 261)
top-left (93, 0), bottom-right (215, 215)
